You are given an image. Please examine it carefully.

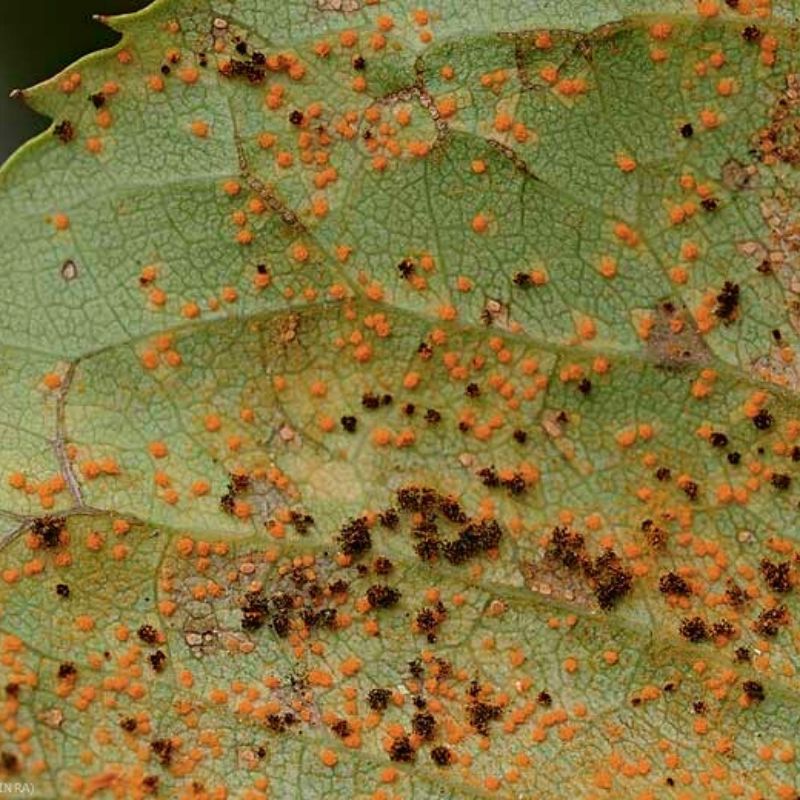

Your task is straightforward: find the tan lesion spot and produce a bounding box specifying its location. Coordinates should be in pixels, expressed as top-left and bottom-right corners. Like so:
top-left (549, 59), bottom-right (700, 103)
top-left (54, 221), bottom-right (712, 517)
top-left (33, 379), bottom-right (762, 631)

top-left (643, 301), bottom-right (711, 368)
top-left (520, 557), bottom-right (595, 607)
top-left (738, 196), bottom-right (800, 388)
top-left (316, 0), bottom-right (361, 11)
top-left (755, 73), bottom-right (800, 166)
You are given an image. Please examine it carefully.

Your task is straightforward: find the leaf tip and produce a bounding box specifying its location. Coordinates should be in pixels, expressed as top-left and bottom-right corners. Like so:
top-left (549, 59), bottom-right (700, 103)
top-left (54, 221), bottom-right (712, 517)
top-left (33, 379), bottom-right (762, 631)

top-left (92, 13), bottom-right (120, 32)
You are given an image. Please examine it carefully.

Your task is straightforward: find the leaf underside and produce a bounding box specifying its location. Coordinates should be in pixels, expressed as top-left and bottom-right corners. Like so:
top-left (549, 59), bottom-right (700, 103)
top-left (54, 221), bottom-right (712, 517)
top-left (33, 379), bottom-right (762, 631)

top-left (0, 1), bottom-right (799, 798)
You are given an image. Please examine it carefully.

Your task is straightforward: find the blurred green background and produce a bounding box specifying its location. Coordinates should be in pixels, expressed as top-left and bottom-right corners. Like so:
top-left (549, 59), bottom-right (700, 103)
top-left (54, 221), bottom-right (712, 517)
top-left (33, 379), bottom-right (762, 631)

top-left (1, 0), bottom-right (150, 163)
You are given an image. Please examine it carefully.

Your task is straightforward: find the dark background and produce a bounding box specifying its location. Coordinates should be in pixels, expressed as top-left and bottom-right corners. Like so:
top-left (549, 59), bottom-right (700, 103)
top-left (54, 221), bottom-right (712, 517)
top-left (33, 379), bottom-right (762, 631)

top-left (1, 0), bottom-right (150, 163)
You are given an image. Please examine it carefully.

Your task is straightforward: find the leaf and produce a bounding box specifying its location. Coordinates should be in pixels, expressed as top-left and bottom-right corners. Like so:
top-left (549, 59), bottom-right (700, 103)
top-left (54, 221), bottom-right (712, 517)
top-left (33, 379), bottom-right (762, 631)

top-left (0, 1), bottom-right (798, 798)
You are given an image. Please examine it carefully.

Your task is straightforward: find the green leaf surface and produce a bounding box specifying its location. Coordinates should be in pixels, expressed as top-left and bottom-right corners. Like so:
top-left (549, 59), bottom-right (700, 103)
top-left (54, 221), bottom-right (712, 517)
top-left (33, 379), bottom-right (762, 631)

top-left (0, 1), bottom-right (799, 798)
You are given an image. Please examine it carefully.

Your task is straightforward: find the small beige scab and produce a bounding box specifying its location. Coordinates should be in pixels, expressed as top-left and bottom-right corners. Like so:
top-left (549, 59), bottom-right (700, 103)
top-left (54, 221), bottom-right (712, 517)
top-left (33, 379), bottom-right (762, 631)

top-left (238, 747), bottom-right (265, 770)
top-left (540, 410), bottom-right (587, 469)
top-left (279, 424), bottom-right (296, 442)
top-left (485, 599), bottom-right (508, 617)
top-left (541, 411), bottom-right (565, 439)
top-left (316, 0), bottom-right (361, 10)
top-left (481, 298), bottom-right (512, 329)
top-left (721, 158), bottom-right (759, 190)
top-left (278, 313), bottom-right (300, 344)
top-left (737, 241), bottom-right (764, 258)
top-left (38, 708), bottom-right (64, 728)
top-left (221, 631), bottom-right (255, 653)
top-left (61, 259), bottom-right (78, 281)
